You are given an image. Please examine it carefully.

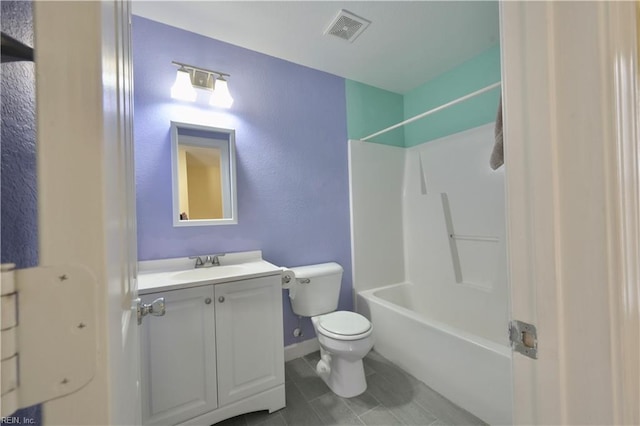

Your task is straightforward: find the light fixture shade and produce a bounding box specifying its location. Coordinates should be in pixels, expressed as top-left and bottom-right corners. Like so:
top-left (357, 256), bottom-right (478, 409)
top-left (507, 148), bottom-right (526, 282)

top-left (171, 68), bottom-right (197, 102)
top-left (210, 77), bottom-right (234, 108)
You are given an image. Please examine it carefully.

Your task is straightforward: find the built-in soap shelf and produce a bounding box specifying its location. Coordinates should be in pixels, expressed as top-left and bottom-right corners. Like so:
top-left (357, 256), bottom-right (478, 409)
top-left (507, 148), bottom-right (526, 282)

top-left (440, 192), bottom-right (499, 290)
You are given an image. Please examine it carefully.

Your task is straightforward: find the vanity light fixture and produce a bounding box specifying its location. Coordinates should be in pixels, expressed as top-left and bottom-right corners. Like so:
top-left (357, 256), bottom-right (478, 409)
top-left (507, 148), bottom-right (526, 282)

top-left (171, 61), bottom-right (234, 108)
top-left (209, 75), bottom-right (234, 108)
top-left (171, 65), bottom-right (197, 102)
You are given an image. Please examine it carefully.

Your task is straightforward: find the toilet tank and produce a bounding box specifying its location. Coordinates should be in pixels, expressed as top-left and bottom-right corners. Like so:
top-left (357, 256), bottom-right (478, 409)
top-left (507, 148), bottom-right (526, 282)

top-left (289, 262), bottom-right (343, 317)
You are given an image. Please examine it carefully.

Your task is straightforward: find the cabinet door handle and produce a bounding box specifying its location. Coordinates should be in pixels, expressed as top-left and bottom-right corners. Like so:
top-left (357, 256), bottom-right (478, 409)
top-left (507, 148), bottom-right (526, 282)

top-left (218, 296), bottom-right (225, 303)
top-left (205, 297), bottom-right (212, 305)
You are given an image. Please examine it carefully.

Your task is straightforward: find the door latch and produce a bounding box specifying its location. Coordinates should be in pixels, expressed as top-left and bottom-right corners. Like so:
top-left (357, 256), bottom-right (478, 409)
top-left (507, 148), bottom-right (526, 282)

top-left (136, 297), bottom-right (166, 325)
top-left (509, 320), bottom-right (538, 359)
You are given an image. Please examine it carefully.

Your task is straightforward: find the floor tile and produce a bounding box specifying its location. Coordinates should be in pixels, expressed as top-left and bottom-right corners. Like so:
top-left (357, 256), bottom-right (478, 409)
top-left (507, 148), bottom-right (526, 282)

top-left (342, 389), bottom-right (380, 416)
top-left (364, 352), bottom-right (420, 393)
top-left (309, 393), bottom-right (363, 425)
top-left (359, 406), bottom-right (403, 426)
top-left (412, 383), bottom-right (486, 426)
top-left (365, 373), bottom-right (415, 409)
top-left (286, 358), bottom-right (330, 401)
top-left (386, 400), bottom-right (437, 426)
top-left (215, 414), bottom-right (248, 426)
top-left (282, 351), bottom-right (484, 426)
top-left (363, 361), bottom-right (376, 377)
top-left (244, 410), bottom-right (286, 426)
top-left (294, 376), bottom-right (331, 402)
top-left (286, 358), bottom-right (317, 381)
top-left (303, 351), bottom-right (321, 366)
top-left (281, 382), bottom-right (324, 426)
top-left (427, 419), bottom-right (450, 426)
top-left (286, 381), bottom-right (310, 405)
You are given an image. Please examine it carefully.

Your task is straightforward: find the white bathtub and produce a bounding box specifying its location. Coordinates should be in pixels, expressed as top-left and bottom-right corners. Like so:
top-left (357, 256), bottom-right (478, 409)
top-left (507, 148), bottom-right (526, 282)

top-left (357, 282), bottom-right (513, 425)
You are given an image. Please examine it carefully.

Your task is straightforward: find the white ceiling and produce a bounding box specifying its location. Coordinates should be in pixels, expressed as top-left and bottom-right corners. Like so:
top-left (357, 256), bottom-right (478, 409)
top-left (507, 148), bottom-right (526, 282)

top-left (132, 1), bottom-right (500, 94)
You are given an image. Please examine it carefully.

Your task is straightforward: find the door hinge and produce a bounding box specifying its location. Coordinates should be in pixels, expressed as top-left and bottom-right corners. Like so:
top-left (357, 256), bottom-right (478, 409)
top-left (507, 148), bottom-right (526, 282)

top-left (136, 296), bottom-right (166, 325)
top-left (509, 319), bottom-right (538, 359)
top-left (1, 263), bottom-right (98, 416)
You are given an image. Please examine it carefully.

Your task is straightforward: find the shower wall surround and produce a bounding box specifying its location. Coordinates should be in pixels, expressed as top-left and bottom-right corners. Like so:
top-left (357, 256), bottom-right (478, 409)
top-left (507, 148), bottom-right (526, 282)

top-left (132, 17), bottom-right (351, 345)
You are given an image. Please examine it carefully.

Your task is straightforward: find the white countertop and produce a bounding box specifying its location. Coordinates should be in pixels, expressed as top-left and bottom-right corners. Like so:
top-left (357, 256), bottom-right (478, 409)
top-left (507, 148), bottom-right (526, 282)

top-left (137, 250), bottom-right (282, 295)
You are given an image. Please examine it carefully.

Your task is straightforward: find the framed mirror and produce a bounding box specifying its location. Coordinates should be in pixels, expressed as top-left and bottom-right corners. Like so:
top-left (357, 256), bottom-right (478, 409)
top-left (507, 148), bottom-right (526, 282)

top-left (170, 121), bottom-right (237, 226)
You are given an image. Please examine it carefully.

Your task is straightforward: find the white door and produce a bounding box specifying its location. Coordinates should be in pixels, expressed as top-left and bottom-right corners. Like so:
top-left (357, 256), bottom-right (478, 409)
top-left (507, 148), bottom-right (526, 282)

top-left (140, 286), bottom-right (217, 425)
top-left (501, 1), bottom-right (640, 424)
top-left (215, 276), bottom-right (285, 407)
top-left (33, 1), bottom-right (141, 424)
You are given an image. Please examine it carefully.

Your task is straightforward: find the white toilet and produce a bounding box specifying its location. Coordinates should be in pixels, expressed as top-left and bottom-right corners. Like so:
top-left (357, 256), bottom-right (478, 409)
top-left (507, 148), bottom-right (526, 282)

top-left (287, 262), bottom-right (373, 398)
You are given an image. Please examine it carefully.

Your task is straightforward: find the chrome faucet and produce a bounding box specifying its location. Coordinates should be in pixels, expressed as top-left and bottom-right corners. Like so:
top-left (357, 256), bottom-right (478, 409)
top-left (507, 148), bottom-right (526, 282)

top-left (189, 254), bottom-right (226, 268)
top-left (211, 254), bottom-right (225, 266)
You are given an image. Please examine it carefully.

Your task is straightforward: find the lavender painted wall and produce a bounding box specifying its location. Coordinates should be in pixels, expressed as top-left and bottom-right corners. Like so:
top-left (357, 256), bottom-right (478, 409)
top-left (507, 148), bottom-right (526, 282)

top-left (1, 3), bottom-right (41, 424)
top-left (1, 1), bottom-right (38, 270)
top-left (132, 17), bottom-right (352, 345)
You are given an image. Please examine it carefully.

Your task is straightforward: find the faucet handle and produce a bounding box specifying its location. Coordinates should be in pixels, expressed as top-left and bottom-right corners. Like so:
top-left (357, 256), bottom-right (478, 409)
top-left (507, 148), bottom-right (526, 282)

top-left (211, 253), bottom-right (226, 265)
top-left (189, 255), bottom-right (206, 267)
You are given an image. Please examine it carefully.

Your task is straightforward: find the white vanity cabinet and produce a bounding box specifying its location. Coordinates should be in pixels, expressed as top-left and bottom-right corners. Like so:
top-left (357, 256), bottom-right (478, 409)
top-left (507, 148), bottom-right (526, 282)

top-left (141, 285), bottom-right (218, 425)
top-left (139, 258), bottom-right (285, 426)
top-left (215, 278), bottom-right (285, 407)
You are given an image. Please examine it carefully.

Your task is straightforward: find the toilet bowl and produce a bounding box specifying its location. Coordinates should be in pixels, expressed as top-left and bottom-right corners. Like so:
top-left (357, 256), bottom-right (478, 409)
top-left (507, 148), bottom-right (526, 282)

top-left (311, 311), bottom-right (374, 398)
top-left (285, 262), bottom-right (374, 398)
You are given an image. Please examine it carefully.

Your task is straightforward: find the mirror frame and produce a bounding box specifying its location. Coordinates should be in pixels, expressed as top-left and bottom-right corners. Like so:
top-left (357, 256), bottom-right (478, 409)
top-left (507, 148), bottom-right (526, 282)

top-left (170, 121), bottom-right (238, 226)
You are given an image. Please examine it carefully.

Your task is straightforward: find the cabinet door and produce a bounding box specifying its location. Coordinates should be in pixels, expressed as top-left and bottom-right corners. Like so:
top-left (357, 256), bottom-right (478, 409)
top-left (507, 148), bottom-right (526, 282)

top-left (141, 286), bottom-right (217, 425)
top-left (215, 276), bottom-right (284, 406)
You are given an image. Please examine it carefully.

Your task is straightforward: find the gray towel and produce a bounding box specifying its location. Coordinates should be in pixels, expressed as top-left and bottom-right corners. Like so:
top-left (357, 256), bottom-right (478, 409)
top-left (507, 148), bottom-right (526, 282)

top-left (490, 96), bottom-right (504, 170)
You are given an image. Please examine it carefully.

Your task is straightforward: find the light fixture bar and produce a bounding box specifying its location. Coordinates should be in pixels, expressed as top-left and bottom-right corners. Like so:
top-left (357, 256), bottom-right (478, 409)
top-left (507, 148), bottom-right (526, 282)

top-left (171, 61), bottom-right (234, 108)
top-left (171, 61), bottom-right (230, 78)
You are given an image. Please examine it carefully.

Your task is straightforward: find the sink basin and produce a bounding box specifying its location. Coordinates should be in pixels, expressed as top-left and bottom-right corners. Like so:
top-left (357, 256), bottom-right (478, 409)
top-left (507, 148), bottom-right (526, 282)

top-left (171, 265), bottom-right (248, 282)
top-left (137, 251), bottom-right (281, 294)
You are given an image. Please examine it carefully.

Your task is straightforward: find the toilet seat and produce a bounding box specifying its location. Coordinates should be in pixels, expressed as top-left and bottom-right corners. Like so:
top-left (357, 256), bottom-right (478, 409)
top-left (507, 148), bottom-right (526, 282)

top-left (316, 311), bottom-right (372, 341)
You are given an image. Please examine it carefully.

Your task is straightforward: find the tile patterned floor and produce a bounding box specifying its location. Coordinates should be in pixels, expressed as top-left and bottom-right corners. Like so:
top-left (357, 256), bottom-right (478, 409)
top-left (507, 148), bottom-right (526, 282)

top-left (215, 350), bottom-right (486, 426)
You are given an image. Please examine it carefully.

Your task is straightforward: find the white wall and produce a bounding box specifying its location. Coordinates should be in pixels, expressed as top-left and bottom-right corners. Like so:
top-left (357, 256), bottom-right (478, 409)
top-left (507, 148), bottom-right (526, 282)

top-left (350, 124), bottom-right (508, 345)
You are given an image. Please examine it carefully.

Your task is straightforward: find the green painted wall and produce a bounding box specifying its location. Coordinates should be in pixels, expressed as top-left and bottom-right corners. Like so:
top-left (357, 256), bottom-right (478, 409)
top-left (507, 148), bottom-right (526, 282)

top-left (345, 80), bottom-right (404, 147)
top-left (344, 44), bottom-right (501, 149)
top-left (404, 45), bottom-right (501, 147)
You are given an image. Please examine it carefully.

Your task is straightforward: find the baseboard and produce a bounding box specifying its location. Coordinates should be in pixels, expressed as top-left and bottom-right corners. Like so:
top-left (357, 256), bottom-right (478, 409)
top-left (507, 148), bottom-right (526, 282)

top-left (284, 338), bottom-right (319, 361)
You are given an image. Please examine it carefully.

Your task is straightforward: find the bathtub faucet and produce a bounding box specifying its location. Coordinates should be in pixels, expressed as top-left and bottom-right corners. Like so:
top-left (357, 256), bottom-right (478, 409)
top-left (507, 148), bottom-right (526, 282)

top-left (189, 253), bottom-right (225, 268)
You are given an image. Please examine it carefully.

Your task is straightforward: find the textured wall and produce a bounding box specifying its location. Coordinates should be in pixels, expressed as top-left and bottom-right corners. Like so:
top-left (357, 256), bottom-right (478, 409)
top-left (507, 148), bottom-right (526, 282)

top-left (344, 44), bottom-right (501, 148)
top-left (1, 2), bottom-right (41, 424)
top-left (1, 0), bottom-right (38, 269)
top-left (345, 80), bottom-right (404, 146)
top-left (404, 45), bottom-right (501, 147)
top-left (133, 17), bottom-right (351, 345)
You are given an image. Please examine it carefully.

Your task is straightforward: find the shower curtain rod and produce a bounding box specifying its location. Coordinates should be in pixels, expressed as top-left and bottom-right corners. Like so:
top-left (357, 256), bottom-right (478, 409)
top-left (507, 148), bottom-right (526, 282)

top-left (361, 81), bottom-right (502, 141)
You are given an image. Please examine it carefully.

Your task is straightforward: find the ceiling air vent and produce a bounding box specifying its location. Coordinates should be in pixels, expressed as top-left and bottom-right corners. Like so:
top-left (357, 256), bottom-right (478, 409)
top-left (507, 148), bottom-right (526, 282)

top-left (324, 9), bottom-right (371, 43)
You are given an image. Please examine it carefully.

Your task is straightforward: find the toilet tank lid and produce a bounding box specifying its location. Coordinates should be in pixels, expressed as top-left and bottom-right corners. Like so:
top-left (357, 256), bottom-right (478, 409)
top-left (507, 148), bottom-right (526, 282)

top-left (290, 262), bottom-right (343, 279)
